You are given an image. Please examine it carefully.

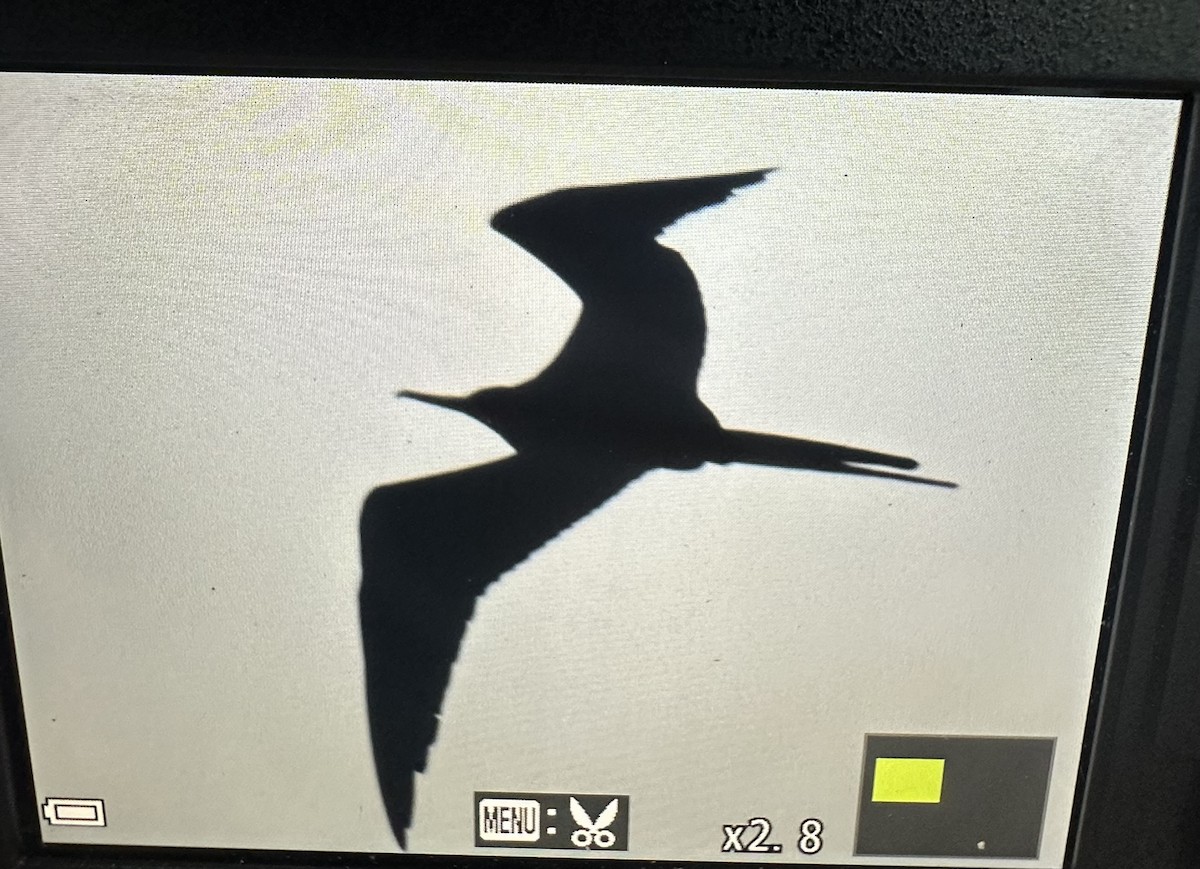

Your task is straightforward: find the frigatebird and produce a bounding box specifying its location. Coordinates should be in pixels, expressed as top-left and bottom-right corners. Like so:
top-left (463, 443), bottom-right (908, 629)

top-left (359, 169), bottom-right (955, 849)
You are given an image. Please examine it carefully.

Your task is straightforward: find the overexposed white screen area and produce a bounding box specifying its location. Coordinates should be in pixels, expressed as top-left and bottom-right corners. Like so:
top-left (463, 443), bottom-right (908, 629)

top-left (0, 74), bottom-right (1179, 868)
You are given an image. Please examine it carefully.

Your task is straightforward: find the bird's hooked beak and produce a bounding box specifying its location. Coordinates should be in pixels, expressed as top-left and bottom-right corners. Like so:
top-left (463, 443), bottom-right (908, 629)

top-left (397, 389), bottom-right (469, 414)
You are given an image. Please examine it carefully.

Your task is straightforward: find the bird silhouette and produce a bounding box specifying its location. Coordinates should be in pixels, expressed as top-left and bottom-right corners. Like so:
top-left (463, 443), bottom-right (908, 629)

top-left (360, 169), bottom-right (955, 849)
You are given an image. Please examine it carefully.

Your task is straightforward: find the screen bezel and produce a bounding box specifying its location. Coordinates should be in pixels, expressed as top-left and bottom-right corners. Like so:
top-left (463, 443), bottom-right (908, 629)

top-left (0, 65), bottom-right (1197, 869)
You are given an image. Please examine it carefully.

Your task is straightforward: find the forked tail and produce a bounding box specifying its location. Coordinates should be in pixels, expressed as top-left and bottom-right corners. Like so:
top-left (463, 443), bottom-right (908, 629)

top-left (715, 429), bottom-right (957, 488)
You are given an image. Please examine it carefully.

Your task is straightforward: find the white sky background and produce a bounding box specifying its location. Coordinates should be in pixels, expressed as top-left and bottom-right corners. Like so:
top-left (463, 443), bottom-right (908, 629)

top-left (0, 75), bottom-right (1180, 867)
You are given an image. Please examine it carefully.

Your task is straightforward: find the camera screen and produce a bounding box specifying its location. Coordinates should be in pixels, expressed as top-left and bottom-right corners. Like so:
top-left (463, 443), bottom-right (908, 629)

top-left (0, 74), bottom-right (1181, 867)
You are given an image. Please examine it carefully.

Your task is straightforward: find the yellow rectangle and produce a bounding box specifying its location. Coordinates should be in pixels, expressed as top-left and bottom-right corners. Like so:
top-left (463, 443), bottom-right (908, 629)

top-left (871, 757), bottom-right (945, 803)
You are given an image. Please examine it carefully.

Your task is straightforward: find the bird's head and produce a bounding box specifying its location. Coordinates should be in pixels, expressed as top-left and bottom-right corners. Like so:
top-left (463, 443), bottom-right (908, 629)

top-left (398, 387), bottom-right (514, 441)
top-left (397, 389), bottom-right (471, 415)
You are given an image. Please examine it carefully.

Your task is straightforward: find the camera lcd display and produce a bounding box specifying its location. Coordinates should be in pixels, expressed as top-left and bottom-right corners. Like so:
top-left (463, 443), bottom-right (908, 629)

top-left (0, 73), bottom-right (1181, 867)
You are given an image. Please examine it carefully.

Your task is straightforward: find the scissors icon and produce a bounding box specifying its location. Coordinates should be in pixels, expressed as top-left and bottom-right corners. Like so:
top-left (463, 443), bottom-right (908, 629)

top-left (569, 797), bottom-right (619, 849)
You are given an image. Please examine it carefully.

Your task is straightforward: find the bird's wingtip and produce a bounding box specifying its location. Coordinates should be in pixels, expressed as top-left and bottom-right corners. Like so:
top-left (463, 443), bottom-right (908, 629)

top-left (737, 168), bottom-right (776, 185)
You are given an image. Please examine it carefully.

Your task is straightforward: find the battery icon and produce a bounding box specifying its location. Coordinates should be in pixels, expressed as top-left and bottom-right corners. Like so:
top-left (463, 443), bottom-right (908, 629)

top-left (41, 798), bottom-right (106, 827)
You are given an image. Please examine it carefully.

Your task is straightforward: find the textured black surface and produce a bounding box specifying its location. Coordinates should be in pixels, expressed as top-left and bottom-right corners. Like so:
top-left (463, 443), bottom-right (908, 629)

top-left (0, 0), bottom-right (1198, 88)
top-left (1070, 103), bottom-right (1200, 869)
top-left (855, 735), bottom-right (1054, 859)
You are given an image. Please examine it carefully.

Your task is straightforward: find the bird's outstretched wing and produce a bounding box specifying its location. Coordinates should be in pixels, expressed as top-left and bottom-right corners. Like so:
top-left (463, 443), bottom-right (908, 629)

top-left (491, 169), bottom-right (773, 256)
top-left (489, 171), bottom-right (772, 407)
top-left (359, 450), bottom-right (646, 848)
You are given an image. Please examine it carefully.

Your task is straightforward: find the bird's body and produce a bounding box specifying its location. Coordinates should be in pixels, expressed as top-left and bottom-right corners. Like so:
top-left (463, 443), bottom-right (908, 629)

top-left (417, 184), bottom-right (726, 468)
top-left (362, 169), bottom-right (955, 849)
top-left (406, 382), bottom-right (719, 470)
